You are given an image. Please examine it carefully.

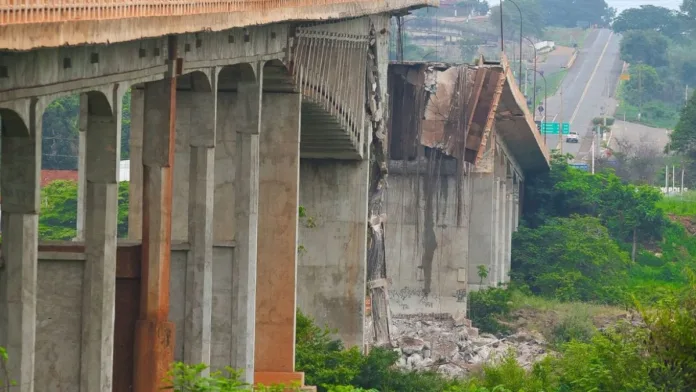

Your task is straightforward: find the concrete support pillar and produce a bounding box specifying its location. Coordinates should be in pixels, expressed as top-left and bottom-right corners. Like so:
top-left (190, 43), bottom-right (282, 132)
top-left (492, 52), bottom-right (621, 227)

top-left (128, 87), bottom-right (145, 241)
top-left (468, 172), bottom-right (495, 290)
top-left (297, 158), bottom-right (369, 348)
top-left (76, 96), bottom-right (87, 241)
top-left (80, 88), bottom-right (122, 392)
top-left (505, 184), bottom-right (514, 283)
top-left (498, 180), bottom-right (507, 285)
top-left (491, 177), bottom-right (501, 286)
top-left (255, 92), bottom-right (304, 386)
top-left (183, 79), bottom-right (217, 368)
top-left (0, 101), bottom-right (42, 392)
top-left (232, 80), bottom-right (262, 383)
top-left (134, 73), bottom-right (178, 392)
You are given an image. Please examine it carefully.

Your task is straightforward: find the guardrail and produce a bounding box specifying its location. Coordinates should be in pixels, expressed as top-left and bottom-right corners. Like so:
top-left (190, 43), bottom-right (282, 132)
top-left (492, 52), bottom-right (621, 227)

top-left (0, 0), bottom-right (363, 25)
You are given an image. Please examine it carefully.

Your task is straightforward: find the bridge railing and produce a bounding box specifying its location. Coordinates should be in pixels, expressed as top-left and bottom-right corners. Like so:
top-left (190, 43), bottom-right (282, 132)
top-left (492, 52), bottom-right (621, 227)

top-left (0, 0), bottom-right (363, 25)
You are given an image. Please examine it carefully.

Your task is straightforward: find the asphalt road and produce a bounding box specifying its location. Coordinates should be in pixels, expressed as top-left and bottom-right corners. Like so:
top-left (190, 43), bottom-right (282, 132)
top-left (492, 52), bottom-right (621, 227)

top-left (537, 28), bottom-right (624, 159)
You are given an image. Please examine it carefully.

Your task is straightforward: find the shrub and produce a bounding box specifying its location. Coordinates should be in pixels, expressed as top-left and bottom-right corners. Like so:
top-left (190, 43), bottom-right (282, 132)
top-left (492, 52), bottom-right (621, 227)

top-left (163, 362), bottom-right (294, 391)
top-left (551, 311), bottom-right (595, 346)
top-left (468, 288), bottom-right (512, 335)
top-left (0, 346), bottom-right (13, 391)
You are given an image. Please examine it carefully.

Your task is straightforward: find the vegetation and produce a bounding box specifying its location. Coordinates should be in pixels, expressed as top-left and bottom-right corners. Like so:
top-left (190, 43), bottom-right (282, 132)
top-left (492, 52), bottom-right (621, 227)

top-left (0, 346), bottom-right (12, 391)
top-left (613, 2), bottom-right (696, 130)
top-left (39, 180), bottom-right (130, 240)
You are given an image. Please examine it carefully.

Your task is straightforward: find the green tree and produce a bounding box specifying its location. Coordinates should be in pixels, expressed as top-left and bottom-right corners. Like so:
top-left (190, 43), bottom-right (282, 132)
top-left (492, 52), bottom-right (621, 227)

top-left (668, 89), bottom-right (696, 156)
top-left (539, 0), bottom-right (615, 28)
top-left (621, 64), bottom-right (662, 107)
top-left (489, 0), bottom-right (545, 40)
top-left (612, 5), bottom-right (685, 41)
top-left (42, 95), bottom-right (79, 170)
top-left (511, 216), bottom-right (630, 302)
top-left (39, 180), bottom-right (130, 240)
top-left (619, 30), bottom-right (669, 68)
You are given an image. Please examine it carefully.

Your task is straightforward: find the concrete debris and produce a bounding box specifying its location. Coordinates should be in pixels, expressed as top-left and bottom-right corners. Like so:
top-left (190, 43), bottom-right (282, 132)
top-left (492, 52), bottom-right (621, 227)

top-left (387, 315), bottom-right (548, 378)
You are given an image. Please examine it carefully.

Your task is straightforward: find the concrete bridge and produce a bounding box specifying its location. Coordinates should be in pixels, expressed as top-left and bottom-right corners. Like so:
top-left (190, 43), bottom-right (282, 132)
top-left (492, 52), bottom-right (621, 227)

top-left (0, 1), bottom-right (548, 391)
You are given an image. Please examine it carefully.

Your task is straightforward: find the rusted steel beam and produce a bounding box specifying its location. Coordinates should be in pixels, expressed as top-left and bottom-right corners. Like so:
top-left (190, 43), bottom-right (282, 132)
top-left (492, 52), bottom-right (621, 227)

top-left (133, 35), bottom-right (179, 392)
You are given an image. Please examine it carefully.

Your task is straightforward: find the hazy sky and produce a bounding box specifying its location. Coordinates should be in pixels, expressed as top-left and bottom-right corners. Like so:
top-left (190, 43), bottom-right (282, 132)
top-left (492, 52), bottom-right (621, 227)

top-left (607, 0), bottom-right (682, 13)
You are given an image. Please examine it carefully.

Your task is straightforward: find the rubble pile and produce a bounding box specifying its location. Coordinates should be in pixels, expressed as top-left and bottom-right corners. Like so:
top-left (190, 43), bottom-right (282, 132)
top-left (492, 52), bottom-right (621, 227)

top-left (388, 314), bottom-right (548, 378)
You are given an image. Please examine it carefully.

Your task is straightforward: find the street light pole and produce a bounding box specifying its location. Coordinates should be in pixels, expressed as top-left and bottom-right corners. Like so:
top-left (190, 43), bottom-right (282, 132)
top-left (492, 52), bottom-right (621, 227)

top-left (499, 0), bottom-right (504, 52)
top-left (524, 36), bottom-right (537, 116)
top-left (529, 69), bottom-right (548, 145)
top-left (506, 0), bottom-right (523, 88)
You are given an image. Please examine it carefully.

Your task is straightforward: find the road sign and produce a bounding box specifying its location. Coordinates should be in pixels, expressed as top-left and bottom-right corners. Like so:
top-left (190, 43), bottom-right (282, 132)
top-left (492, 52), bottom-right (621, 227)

top-left (540, 122), bottom-right (570, 134)
top-left (570, 163), bottom-right (589, 171)
top-left (537, 105), bottom-right (544, 113)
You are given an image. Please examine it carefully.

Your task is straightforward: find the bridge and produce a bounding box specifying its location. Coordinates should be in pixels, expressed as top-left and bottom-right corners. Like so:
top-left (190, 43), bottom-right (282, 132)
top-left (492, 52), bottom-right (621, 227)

top-left (0, 1), bottom-right (548, 391)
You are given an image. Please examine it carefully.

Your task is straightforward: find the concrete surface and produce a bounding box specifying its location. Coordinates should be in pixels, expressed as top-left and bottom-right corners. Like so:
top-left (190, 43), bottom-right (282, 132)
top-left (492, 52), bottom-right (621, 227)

top-left (610, 120), bottom-right (671, 152)
top-left (0, 0), bottom-right (437, 50)
top-left (385, 160), bottom-right (472, 317)
top-left (297, 158), bottom-right (369, 348)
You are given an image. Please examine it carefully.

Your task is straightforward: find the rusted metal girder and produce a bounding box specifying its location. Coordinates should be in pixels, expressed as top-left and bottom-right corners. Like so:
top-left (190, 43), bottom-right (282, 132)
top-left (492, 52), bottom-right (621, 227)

top-left (133, 35), bottom-right (180, 392)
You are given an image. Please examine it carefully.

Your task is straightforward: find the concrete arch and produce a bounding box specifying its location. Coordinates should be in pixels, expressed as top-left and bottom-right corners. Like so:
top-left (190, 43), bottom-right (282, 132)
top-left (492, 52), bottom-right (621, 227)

top-left (262, 59), bottom-right (295, 93)
top-left (179, 69), bottom-right (215, 93)
top-left (218, 63), bottom-right (258, 91)
top-left (0, 107), bottom-right (29, 137)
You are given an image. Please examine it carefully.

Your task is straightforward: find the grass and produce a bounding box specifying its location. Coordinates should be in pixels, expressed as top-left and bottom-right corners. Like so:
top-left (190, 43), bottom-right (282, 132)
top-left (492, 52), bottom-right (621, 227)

top-left (657, 191), bottom-right (696, 216)
top-left (543, 27), bottom-right (590, 49)
top-left (531, 69), bottom-right (568, 110)
top-left (507, 291), bottom-right (629, 345)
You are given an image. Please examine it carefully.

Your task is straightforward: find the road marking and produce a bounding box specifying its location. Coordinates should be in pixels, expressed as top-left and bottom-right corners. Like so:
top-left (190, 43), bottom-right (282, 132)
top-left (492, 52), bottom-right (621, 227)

top-left (568, 30), bottom-right (614, 125)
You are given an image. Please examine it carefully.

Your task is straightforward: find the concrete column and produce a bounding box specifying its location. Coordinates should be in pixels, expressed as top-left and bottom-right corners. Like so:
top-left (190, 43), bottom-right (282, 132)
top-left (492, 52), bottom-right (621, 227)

top-left (128, 87), bottom-right (144, 241)
top-left (491, 177), bottom-right (500, 286)
top-left (498, 181), bottom-right (507, 284)
top-left (506, 186), bottom-right (514, 283)
top-left (0, 101), bottom-right (42, 392)
top-left (134, 74), bottom-right (177, 392)
top-left (76, 96), bottom-right (87, 241)
top-left (297, 158), bottom-right (369, 348)
top-left (80, 88), bottom-right (122, 392)
top-left (255, 92), bottom-right (304, 386)
top-left (183, 78), bottom-right (217, 368)
top-left (232, 80), bottom-right (262, 383)
top-left (468, 172), bottom-right (495, 290)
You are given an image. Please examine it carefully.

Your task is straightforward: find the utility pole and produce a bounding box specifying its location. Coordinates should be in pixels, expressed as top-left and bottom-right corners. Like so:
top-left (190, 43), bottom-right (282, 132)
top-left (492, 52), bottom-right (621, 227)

top-left (681, 166), bottom-right (685, 193)
top-left (591, 132), bottom-right (595, 174)
top-left (559, 85), bottom-right (564, 155)
top-left (524, 66), bottom-right (528, 98)
top-left (665, 165), bottom-right (669, 195)
top-left (673, 165), bottom-right (676, 193)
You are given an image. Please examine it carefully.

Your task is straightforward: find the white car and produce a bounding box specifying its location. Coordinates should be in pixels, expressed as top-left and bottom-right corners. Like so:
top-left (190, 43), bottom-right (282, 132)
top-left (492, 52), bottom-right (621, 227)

top-left (566, 132), bottom-right (579, 143)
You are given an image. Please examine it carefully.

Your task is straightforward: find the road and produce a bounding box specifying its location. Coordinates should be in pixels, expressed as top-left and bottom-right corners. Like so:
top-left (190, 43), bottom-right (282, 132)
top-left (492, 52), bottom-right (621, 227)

top-left (537, 28), bottom-right (623, 160)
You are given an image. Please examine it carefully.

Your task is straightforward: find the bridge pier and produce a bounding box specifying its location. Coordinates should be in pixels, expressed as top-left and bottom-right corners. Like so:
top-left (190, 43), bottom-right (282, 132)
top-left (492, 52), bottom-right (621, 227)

top-left (0, 100), bottom-right (42, 392)
top-left (80, 87), bottom-right (124, 391)
top-left (255, 91), bottom-right (306, 387)
top-left (133, 74), bottom-right (178, 392)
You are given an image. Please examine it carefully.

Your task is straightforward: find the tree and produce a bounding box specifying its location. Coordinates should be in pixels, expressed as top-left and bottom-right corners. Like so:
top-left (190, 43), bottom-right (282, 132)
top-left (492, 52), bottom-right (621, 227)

top-left (538, 0), bottom-right (615, 28)
top-left (619, 30), bottom-right (669, 68)
top-left (668, 88), bottom-right (696, 156)
top-left (39, 180), bottom-right (130, 241)
top-left (620, 64), bottom-right (662, 107)
top-left (511, 215), bottom-right (630, 303)
top-left (456, 0), bottom-right (489, 16)
top-left (612, 5), bottom-right (685, 41)
top-left (489, 0), bottom-right (545, 40)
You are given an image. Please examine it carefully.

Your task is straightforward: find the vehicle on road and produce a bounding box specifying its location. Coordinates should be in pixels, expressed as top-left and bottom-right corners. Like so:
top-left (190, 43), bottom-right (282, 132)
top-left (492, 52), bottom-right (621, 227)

top-left (566, 132), bottom-right (579, 143)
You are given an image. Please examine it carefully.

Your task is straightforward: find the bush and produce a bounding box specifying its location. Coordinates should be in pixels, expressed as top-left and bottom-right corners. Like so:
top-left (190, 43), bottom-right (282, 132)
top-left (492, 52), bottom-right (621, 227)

top-left (551, 311), bottom-right (596, 346)
top-left (468, 288), bottom-right (512, 335)
top-left (163, 362), bottom-right (292, 391)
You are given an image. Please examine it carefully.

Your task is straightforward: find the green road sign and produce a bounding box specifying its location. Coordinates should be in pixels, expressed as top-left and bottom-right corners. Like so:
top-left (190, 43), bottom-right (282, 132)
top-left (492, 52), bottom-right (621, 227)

top-left (540, 122), bottom-right (570, 135)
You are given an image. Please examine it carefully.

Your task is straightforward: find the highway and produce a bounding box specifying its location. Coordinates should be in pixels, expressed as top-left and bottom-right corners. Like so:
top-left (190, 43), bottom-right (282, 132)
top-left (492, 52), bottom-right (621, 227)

top-left (537, 28), bottom-right (624, 160)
